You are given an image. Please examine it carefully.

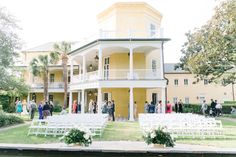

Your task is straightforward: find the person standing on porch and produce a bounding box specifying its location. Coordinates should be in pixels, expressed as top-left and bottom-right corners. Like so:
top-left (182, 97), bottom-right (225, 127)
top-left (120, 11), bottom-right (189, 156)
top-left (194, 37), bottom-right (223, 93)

top-left (144, 101), bottom-right (149, 113)
top-left (111, 100), bottom-right (115, 121)
top-left (88, 99), bottom-right (93, 113)
top-left (157, 100), bottom-right (162, 113)
top-left (72, 100), bottom-right (78, 113)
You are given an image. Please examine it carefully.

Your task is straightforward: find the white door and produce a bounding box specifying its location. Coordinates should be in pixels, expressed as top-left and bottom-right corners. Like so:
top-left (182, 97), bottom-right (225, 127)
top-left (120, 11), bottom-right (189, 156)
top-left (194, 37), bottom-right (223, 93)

top-left (104, 57), bottom-right (110, 80)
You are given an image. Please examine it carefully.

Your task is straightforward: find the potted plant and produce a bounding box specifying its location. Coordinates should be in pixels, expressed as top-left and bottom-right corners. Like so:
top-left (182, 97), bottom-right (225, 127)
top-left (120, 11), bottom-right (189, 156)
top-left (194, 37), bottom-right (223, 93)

top-left (143, 127), bottom-right (175, 147)
top-left (60, 127), bottom-right (92, 147)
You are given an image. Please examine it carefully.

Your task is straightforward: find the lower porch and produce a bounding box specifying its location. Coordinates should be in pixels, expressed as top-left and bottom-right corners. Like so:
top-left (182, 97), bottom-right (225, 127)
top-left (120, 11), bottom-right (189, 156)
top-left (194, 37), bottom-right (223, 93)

top-left (69, 87), bottom-right (166, 121)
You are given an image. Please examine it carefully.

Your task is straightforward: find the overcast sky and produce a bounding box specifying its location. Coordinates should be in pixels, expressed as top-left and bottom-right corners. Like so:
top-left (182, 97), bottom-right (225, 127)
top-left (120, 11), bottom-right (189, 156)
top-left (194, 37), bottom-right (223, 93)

top-left (1, 0), bottom-right (218, 63)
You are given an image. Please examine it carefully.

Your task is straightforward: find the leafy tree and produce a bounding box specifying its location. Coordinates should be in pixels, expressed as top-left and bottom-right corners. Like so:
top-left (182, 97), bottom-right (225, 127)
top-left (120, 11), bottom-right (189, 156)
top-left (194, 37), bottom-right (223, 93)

top-left (0, 7), bottom-right (29, 111)
top-left (30, 52), bottom-right (59, 101)
top-left (179, 0), bottom-right (236, 86)
top-left (53, 41), bottom-right (71, 108)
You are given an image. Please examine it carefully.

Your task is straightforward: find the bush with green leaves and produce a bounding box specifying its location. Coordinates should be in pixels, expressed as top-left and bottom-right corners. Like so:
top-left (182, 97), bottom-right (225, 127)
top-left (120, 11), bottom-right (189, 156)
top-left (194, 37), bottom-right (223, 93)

top-left (143, 127), bottom-right (175, 147)
top-left (53, 102), bottom-right (62, 112)
top-left (60, 128), bottom-right (92, 146)
top-left (0, 111), bottom-right (24, 127)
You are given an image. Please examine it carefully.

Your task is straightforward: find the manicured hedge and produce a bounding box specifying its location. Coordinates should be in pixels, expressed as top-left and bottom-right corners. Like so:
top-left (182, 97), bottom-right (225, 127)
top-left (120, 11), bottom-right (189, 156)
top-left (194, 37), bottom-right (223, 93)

top-left (0, 112), bottom-right (24, 127)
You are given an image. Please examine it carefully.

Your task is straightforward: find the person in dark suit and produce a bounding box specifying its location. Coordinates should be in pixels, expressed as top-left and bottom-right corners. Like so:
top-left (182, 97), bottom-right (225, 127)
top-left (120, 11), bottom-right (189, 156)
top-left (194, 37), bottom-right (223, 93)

top-left (111, 100), bottom-right (115, 121)
top-left (178, 99), bottom-right (183, 113)
top-left (148, 101), bottom-right (155, 113)
top-left (175, 102), bottom-right (178, 113)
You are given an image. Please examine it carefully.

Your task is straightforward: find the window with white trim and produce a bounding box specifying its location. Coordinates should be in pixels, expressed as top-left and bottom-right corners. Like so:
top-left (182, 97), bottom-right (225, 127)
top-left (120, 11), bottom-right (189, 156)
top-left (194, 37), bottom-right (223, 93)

top-left (184, 79), bottom-right (188, 85)
top-left (150, 23), bottom-right (156, 37)
top-left (174, 79), bottom-right (178, 85)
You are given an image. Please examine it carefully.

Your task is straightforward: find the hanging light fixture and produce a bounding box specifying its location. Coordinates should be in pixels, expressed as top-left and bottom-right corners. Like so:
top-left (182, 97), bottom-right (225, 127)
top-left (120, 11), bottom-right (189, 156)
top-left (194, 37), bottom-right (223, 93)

top-left (89, 64), bottom-right (93, 70)
top-left (94, 54), bottom-right (99, 62)
top-left (88, 91), bottom-right (92, 96)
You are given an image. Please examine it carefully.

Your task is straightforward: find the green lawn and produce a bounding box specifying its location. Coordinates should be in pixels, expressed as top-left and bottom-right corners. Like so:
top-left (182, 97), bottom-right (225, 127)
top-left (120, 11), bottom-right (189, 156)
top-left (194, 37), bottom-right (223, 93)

top-left (0, 118), bottom-right (236, 148)
top-left (96, 121), bottom-right (142, 141)
top-left (0, 125), bottom-right (59, 144)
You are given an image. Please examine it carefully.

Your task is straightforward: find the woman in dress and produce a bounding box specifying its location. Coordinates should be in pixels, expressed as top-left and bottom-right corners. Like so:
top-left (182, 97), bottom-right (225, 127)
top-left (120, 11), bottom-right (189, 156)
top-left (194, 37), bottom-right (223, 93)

top-left (21, 99), bottom-right (28, 115)
top-left (16, 101), bottom-right (23, 115)
top-left (166, 101), bottom-right (172, 113)
top-left (38, 101), bottom-right (43, 119)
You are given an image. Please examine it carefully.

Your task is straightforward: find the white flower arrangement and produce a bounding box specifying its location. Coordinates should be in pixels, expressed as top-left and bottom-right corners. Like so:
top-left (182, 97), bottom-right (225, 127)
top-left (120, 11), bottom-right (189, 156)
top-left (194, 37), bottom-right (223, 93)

top-left (60, 127), bottom-right (92, 147)
top-left (143, 127), bottom-right (175, 147)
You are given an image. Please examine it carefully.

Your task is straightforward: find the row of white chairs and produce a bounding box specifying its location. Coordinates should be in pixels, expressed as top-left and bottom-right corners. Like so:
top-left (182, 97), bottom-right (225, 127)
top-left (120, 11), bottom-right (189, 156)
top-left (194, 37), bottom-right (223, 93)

top-left (28, 114), bottom-right (109, 137)
top-left (139, 113), bottom-right (224, 138)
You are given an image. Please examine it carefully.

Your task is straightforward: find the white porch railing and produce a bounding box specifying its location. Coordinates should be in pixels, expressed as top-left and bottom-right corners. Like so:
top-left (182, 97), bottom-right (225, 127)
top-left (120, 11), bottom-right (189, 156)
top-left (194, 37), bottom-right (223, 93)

top-left (71, 69), bottom-right (161, 83)
top-left (31, 82), bottom-right (64, 89)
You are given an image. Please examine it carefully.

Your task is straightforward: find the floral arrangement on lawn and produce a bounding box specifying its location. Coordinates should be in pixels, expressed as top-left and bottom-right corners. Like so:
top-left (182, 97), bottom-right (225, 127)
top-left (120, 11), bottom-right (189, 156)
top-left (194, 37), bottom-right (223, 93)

top-left (60, 127), bottom-right (92, 147)
top-left (143, 127), bottom-right (175, 147)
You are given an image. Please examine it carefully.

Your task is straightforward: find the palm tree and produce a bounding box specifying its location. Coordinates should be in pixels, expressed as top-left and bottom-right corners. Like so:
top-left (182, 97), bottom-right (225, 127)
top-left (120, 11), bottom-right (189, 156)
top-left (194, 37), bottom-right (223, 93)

top-left (53, 41), bottom-right (71, 108)
top-left (30, 52), bottom-right (59, 101)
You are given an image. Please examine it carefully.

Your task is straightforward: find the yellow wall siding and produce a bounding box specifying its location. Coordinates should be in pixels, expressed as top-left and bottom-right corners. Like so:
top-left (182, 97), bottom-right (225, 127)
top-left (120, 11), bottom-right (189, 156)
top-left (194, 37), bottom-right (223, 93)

top-left (49, 71), bottom-right (63, 82)
top-left (101, 88), bottom-right (146, 118)
top-left (165, 73), bottom-right (235, 104)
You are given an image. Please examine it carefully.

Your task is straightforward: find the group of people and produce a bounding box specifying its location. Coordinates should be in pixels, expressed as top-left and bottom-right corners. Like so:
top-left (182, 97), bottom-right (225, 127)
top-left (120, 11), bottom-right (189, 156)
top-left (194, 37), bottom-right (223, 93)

top-left (201, 99), bottom-right (222, 117)
top-left (72, 100), bottom-right (81, 113)
top-left (15, 98), bottom-right (54, 120)
top-left (101, 100), bottom-right (115, 121)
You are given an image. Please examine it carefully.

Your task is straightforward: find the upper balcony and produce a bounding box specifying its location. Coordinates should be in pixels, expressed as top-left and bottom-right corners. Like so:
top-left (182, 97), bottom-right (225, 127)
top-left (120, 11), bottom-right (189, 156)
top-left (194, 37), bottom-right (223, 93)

top-left (31, 82), bottom-right (64, 89)
top-left (72, 69), bottom-right (160, 84)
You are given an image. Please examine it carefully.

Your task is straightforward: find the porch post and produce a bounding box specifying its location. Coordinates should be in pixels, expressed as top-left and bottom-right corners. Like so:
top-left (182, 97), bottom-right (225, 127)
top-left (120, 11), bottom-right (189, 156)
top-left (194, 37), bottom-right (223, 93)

top-left (98, 47), bottom-right (103, 80)
top-left (97, 88), bottom-right (102, 113)
top-left (79, 64), bottom-right (82, 75)
top-left (81, 89), bottom-right (85, 114)
top-left (160, 42), bottom-right (164, 79)
top-left (129, 87), bottom-right (134, 121)
top-left (162, 87), bottom-right (166, 113)
top-left (27, 93), bottom-right (30, 107)
top-left (78, 90), bottom-right (81, 103)
top-left (70, 59), bottom-right (73, 83)
top-left (83, 55), bottom-right (86, 81)
top-left (69, 91), bottom-right (73, 114)
top-left (129, 48), bottom-right (133, 79)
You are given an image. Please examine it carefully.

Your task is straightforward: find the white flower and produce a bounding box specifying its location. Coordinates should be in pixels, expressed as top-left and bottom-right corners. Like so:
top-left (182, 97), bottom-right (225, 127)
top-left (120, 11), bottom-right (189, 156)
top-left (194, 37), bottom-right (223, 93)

top-left (83, 133), bottom-right (90, 140)
top-left (150, 132), bottom-right (156, 138)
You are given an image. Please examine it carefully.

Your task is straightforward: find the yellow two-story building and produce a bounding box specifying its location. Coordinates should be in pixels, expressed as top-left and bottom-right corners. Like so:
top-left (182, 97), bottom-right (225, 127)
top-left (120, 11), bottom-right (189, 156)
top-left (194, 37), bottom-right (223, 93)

top-left (20, 2), bottom-right (235, 120)
top-left (68, 2), bottom-right (169, 121)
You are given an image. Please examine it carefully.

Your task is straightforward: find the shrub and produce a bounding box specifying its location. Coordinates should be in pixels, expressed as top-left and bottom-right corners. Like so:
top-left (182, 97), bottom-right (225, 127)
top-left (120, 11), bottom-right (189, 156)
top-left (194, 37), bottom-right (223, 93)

top-left (53, 103), bottom-right (62, 112)
top-left (60, 128), bottom-right (92, 146)
top-left (0, 111), bottom-right (24, 127)
top-left (143, 127), bottom-right (175, 147)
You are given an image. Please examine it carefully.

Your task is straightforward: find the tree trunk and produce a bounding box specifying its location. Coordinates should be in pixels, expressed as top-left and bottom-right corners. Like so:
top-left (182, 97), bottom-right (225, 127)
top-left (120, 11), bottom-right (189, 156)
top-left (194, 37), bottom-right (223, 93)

top-left (62, 54), bottom-right (68, 108)
top-left (43, 71), bottom-right (49, 102)
top-left (232, 83), bottom-right (235, 101)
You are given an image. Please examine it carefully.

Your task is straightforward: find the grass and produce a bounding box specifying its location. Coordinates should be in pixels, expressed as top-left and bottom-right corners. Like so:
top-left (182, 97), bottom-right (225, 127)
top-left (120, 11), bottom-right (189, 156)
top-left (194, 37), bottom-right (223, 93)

top-left (95, 121), bottom-right (142, 141)
top-left (0, 125), bottom-right (59, 144)
top-left (0, 117), bottom-right (236, 148)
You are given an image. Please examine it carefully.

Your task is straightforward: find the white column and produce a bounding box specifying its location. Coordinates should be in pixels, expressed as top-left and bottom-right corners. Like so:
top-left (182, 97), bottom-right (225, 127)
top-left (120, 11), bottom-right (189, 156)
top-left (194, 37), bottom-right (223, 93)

top-left (98, 47), bottom-right (103, 80)
top-left (81, 89), bottom-right (85, 114)
top-left (78, 90), bottom-right (81, 103)
top-left (79, 64), bottom-right (82, 75)
top-left (97, 88), bottom-right (102, 113)
top-left (160, 43), bottom-right (164, 79)
top-left (129, 87), bottom-right (134, 121)
top-left (83, 55), bottom-right (86, 81)
top-left (162, 87), bottom-right (166, 113)
top-left (70, 59), bottom-right (73, 83)
top-left (69, 91), bottom-right (73, 114)
top-left (27, 93), bottom-right (30, 106)
top-left (129, 48), bottom-right (133, 79)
